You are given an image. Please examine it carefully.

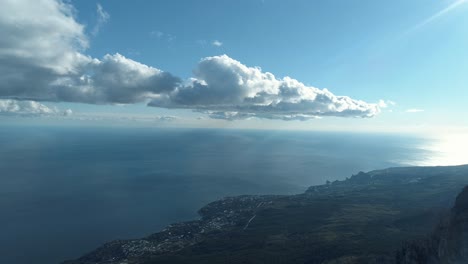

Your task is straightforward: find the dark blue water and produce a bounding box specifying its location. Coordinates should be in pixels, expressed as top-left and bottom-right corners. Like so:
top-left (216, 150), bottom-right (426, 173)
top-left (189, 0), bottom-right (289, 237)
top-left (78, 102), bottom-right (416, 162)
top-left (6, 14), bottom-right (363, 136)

top-left (0, 126), bottom-right (432, 264)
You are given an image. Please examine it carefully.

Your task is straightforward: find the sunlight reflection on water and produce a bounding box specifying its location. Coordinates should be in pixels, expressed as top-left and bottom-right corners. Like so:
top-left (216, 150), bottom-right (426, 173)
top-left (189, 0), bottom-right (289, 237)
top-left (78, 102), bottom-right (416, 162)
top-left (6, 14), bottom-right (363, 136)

top-left (417, 133), bottom-right (468, 166)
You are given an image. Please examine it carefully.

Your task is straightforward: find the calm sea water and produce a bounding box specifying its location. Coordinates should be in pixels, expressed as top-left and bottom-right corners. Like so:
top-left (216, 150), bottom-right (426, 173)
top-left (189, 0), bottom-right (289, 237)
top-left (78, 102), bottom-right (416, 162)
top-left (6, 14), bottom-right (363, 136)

top-left (0, 126), bottom-right (434, 264)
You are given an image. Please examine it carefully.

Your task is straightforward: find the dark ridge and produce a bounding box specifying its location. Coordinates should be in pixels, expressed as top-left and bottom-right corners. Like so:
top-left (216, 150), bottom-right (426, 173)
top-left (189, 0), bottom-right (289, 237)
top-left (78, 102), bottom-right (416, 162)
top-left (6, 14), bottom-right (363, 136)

top-left (397, 185), bottom-right (468, 264)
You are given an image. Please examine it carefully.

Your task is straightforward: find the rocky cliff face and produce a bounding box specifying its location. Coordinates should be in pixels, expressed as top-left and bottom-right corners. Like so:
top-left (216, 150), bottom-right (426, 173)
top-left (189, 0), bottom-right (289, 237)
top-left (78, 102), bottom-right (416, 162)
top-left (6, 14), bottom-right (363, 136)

top-left (397, 186), bottom-right (468, 264)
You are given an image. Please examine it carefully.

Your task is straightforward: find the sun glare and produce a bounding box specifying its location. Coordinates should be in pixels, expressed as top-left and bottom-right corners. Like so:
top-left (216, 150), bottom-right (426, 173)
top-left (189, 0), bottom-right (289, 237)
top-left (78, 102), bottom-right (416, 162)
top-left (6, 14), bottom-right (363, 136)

top-left (420, 133), bottom-right (468, 166)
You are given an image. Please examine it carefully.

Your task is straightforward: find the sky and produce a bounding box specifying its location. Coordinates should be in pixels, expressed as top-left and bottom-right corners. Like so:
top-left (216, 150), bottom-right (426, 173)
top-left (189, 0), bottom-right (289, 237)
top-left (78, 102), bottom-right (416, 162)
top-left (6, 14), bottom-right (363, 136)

top-left (1, 0), bottom-right (468, 133)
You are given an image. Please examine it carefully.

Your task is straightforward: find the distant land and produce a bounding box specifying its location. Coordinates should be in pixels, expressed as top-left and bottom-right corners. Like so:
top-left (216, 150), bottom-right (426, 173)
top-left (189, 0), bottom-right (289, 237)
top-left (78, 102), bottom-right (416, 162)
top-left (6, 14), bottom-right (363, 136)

top-left (64, 165), bottom-right (468, 264)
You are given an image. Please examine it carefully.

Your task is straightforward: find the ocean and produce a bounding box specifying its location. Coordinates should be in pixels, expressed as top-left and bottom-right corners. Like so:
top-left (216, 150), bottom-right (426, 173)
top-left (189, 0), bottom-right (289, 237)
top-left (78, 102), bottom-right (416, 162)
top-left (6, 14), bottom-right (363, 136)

top-left (0, 126), bottom-right (435, 264)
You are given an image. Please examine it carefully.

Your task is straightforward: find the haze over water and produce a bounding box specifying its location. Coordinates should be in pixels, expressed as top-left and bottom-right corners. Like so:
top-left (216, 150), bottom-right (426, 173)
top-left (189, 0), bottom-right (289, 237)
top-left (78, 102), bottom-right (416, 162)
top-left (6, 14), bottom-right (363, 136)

top-left (0, 126), bottom-right (461, 264)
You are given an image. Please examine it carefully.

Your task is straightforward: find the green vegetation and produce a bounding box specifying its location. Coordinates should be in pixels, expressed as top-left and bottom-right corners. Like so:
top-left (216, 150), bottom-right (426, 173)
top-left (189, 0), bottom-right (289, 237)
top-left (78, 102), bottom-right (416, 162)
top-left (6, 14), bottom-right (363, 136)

top-left (67, 165), bottom-right (468, 264)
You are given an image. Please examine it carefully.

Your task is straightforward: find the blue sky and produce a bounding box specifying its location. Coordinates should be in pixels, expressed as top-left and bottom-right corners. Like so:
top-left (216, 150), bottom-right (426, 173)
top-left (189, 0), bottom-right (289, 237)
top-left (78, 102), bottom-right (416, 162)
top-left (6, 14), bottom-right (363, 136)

top-left (1, 0), bottom-right (468, 133)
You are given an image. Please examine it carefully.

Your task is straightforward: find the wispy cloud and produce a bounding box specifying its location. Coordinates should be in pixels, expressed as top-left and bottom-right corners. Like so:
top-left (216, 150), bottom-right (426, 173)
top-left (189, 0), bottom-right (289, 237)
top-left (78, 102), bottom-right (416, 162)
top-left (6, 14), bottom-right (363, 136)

top-left (150, 31), bottom-right (175, 42)
top-left (409, 0), bottom-right (467, 32)
top-left (406, 109), bottom-right (424, 113)
top-left (196, 39), bottom-right (208, 46)
top-left (150, 30), bottom-right (164, 38)
top-left (92, 3), bottom-right (110, 36)
top-left (378, 100), bottom-right (396, 108)
top-left (212, 40), bottom-right (223, 47)
top-left (65, 112), bottom-right (179, 123)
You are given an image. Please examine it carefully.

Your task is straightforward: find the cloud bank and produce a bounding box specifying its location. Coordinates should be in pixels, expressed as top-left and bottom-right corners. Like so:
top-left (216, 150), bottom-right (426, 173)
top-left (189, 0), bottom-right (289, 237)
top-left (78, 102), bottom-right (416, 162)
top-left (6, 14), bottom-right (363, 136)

top-left (149, 55), bottom-right (380, 120)
top-left (0, 99), bottom-right (71, 116)
top-left (0, 0), bottom-right (382, 120)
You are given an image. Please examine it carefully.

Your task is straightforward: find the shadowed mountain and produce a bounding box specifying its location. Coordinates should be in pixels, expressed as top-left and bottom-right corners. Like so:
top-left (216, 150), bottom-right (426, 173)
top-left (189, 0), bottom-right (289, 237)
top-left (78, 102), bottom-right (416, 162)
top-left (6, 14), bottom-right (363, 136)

top-left (397, 185), bottom-right (468, 264)
top-left (64, 165), bottom-right (468, 264)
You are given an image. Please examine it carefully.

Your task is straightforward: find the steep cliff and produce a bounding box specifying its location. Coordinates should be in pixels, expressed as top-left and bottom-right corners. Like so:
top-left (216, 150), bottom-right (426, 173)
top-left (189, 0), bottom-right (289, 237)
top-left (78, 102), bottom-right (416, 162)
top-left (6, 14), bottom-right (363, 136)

top-left (397, 185), bottom-right (468, 264)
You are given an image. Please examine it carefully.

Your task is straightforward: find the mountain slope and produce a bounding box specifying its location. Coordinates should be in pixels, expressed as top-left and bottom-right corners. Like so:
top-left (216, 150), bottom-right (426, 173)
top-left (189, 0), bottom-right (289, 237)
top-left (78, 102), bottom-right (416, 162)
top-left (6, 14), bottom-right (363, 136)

top-left (397, 185), bottom-right (468, 264)
top-left (64, 165), bottom-right (468, 264)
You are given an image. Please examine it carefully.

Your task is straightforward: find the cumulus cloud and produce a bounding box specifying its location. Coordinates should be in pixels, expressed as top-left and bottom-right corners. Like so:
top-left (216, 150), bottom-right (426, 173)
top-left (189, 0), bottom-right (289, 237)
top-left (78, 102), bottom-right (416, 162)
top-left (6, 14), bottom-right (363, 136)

top-left (91, 3), bottom-right (110, 36)
top-left (55, 53), bottom-right (181, 104)
top-left (0, 0), bottom-right (382, 121)
top-left (0, 0), bottom-right (89, 98)
top-left (149, 55), bottom-right (381, 120)
top-left (0, 0), bottom-right (179, 104)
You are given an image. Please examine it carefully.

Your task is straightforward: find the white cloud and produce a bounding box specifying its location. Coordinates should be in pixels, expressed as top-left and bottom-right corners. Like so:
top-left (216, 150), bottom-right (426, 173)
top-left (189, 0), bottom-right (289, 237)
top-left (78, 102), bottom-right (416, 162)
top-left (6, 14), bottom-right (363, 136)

top-left (0, 0), bottom-right (180, 104)
top-left (378, 100), bottom-right (387, 108)
top-left (204, 111), bottom-right (318, 121)
top-left (0, 99), bottom-right (71, 116)
top-left (378, 100), bottom-right (396, 108)
top-left (64, 112), bottom-right (178, 123)
top-left (149, 55), bottom-right (381, 120)
top-left (0, 0), bottom-right (382, 121)
top-left (0, 0), bottom-right (89, 74)
top-left (0, 0), bottom-right (89, 99)
top-left (59, 53), bottom-right (180, 104)
top-left (406, 109), bottom-right (424, 113)
top-left (91, 3), bottom-right (110, 36)
top-left (212, 40), bottom-right (223, 47)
